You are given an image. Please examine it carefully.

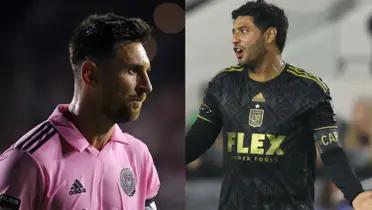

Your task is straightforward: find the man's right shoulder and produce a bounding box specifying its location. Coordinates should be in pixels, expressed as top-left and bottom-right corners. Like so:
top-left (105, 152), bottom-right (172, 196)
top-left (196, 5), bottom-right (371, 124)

top-left (12, 121), bottom-right (57, 156)
top-left (0, 120), bottom-right (59, 175)
top-left (212, 65), bottom-right (245, 81)
top-left (0, 121), bottom-right (50, 168)
top-left (206, 65), bottom-right (244, 93)
top-left (0, 148), bottom-right (42, 175)
top-left (2, 120), bottom-right (58, 166)
top-left (0, 146), bottom-right (46, 208)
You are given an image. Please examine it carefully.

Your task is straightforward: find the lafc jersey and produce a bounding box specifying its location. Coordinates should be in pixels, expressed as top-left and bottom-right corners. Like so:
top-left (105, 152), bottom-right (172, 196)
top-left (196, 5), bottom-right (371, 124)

top-left (198, 63), bottom-right (336, 210)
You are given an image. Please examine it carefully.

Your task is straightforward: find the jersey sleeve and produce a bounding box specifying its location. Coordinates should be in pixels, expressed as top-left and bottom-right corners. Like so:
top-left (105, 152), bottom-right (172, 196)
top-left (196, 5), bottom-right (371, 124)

top-left (308, 87), bottom-right (336, 131)
top-left (0, 149), bottom-right (44, 210)
top-left (144, 150), bottom-right (160, 200)
top-left (197, 79), bottom-right (222, 125)
top-left (186, 78), bottom-right (223, 163)
top-left (308, 85), bottom-right (364, 203)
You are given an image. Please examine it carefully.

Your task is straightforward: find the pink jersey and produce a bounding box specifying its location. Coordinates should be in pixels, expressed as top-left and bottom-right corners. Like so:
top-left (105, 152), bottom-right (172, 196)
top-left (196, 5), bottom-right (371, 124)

top-left (0, 105), bottom-right (160, 210)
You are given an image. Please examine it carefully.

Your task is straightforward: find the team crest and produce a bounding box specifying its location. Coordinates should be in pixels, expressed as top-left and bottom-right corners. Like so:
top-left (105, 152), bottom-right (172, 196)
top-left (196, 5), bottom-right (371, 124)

top-left (120, 168), bottom-right (136, 197)
top-left (249, 108), bottom-right (264, 127)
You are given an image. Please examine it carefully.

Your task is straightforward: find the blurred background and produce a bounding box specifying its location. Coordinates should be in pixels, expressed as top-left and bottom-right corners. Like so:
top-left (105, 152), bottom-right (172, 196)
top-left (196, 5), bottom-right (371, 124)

top-left (0, 0), bottom-right (184, 209)
top-left (186, 0), bottom-right (372, 209)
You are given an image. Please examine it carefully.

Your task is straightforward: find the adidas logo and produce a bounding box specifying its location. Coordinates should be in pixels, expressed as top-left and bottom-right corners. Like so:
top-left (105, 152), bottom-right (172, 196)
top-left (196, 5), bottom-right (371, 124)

top-left (69, 179), bottom-right (86, 195)
top-left (252, 92), bottom-right (265, 102)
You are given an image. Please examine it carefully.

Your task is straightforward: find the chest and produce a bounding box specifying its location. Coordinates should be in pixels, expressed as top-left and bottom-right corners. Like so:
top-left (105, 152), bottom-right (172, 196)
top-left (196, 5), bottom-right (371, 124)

top-left (218, 79), bottom-right (313, 132)
top-left (42, 144), bottom-right (144, 210)
top-left (218, 79), bottom-right (317, 164)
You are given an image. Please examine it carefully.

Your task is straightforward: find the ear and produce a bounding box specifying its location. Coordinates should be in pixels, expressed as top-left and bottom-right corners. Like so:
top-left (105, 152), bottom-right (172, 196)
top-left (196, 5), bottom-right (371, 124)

top-left (80, 59), bottom-right (98, 88)
top-left (265, 27), bottom-right (277, 44)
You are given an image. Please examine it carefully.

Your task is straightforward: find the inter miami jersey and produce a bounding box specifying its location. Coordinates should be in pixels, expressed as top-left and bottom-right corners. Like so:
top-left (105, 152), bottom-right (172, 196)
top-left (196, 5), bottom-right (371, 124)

top-left (197, 63), bottom-right (339, 209)
top-left (0, 105), bottom-right (160, 210)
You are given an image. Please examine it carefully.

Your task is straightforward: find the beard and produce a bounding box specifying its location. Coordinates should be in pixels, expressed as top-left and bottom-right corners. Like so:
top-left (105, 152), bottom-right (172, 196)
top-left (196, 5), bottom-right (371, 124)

top-left (116, 102), bottom-right (142, 122)
top-left (102, 96), bottom-right (145, 123)
top-left (238, 37), bottom-right (266, 70)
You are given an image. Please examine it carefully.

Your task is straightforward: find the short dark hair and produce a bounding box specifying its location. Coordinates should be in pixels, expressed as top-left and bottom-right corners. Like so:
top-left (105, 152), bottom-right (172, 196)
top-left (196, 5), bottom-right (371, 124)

top-left (232, 0), bottom-right (289, 52)
top-left (69, 13), bottom-right (151, 68)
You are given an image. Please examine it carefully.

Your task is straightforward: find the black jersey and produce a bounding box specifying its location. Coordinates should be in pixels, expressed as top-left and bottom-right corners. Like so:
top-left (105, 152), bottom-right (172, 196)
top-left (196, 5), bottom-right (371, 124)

top-left (197, 63), bottom-right (340, 209)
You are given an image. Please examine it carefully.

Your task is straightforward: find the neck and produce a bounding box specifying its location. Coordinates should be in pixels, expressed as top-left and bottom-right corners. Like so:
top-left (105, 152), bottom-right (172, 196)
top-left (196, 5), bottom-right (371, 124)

top-left (67, 96), bottom-right (114, 151)
top-left (248, 53), bottom-right (284, 82)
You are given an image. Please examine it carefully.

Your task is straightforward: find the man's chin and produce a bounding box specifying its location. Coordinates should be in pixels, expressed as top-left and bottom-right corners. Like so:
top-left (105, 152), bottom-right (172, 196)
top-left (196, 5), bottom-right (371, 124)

top-left (128, 106), bottom-right (143, 120)
top-left (238, 59), bottom-right (256, 69)
top-left (112, 108), bottom-right (141, 123)
top-left (238, 57), bottom-right (248, 66)
top-left (128, 112), bottom-right (140, 121)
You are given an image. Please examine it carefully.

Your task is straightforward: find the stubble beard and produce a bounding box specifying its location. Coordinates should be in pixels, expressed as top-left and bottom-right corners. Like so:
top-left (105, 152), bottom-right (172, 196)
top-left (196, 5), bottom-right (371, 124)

top-left (127, 102), bottom-right (142, 121)
top-left (102, 100), bottom-right (143, 124)
top-left (238, 38), bottom-right (266, 71)
top-left (119, 102), bottom-right (143, 123)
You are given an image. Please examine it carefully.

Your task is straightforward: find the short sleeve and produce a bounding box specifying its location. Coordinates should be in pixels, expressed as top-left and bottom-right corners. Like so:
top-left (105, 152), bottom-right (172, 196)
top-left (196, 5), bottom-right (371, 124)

top-left (144, 151), bottom-right (160, 200)
top-left (308, 88), bottom-right (337, 131)
top-left (0, 149), bottom-right (44, 210)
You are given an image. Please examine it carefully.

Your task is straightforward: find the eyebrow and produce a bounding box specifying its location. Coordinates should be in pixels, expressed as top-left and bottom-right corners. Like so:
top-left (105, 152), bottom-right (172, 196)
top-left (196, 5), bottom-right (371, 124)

top-left (127, 63), bottom-right (151, 72)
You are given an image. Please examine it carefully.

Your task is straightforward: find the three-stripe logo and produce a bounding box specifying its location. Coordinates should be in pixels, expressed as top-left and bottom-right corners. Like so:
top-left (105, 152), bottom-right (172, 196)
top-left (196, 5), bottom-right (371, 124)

top-left (15, 121), bottom-right (57, 153)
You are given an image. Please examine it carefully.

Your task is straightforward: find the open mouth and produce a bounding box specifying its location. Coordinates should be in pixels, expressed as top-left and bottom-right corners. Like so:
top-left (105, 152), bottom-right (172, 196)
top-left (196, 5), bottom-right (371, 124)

top-left (233, 47), bottom-right (244, 59)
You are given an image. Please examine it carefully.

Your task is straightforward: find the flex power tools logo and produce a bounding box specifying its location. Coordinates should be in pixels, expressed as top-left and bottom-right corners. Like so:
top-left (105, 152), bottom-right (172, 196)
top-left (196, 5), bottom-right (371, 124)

top-left (227, 132), bottom-right (286, 163)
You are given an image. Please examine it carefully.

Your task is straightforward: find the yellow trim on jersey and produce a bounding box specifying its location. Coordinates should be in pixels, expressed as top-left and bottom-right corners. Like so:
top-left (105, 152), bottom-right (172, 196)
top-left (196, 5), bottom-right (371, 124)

top-left (218, 65), bottom-right (244, 74)
top-left (287, 68), bottom-right (328, 93)
top-left (314, 125), bottom-right (338, 131)
top-left (288, 66), bottom-right (328, 89)
top-left (197, 114), bottom-right (212, 123)
top-left (286, 66), bottom-right (329, 93)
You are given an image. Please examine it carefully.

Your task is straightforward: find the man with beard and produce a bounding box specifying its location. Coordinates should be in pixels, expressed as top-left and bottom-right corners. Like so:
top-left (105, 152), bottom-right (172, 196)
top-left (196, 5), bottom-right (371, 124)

top-left (186, 1), bottom-right (372, 209)
top-left (0, 13), bottom-right (159, 210)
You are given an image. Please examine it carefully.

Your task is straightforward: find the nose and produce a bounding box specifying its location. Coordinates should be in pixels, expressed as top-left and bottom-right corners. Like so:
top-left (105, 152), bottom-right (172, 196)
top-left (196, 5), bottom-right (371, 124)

top-left (137, 71), bottom-right (152, 94)
top-left (232, 32), bottom-right (240, 45)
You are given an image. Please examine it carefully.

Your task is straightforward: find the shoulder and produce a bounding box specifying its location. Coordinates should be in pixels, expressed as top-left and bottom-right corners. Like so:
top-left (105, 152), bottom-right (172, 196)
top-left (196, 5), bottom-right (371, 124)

top-left (0, 148), bottom-right (43, 176)
top-left (212, 65), bottom-right (245, 82)
top-left (206, 65), bottom-right (245, 92)
top-left (11, 121), bottom-right (59, 159)
top-left (285, 63), bottom-right (330, 95)
top-left (0, 148), bottom-right (46, 205)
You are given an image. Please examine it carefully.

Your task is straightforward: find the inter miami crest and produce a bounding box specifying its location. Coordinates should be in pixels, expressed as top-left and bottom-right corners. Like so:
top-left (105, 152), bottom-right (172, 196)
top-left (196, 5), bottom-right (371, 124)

top-left (120, 168), bottom-right (136, 197)
top-left (249, 108), bottom-right (264, 127)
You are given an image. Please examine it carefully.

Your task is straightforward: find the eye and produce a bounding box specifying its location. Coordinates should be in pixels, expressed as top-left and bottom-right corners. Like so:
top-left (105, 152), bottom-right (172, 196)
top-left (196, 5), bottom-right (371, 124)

top-left (128, 69), bottom-right (136, 75)
top-left (241, 28), bottom-right (248, 34)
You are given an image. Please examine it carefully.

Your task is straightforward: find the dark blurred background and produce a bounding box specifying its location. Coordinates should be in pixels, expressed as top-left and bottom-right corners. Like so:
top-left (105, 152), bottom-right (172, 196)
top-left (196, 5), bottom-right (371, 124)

top-left (0, 0), bottom-right (185, 209)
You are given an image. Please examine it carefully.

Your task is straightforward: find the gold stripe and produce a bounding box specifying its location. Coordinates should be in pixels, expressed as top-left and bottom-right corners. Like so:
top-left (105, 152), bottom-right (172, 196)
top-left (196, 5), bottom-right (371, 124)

top-left (197, 114), bottom-right (212, 123)
top-left (214, 65), bottom-right (244, 76)
top-left (314, 125), bottom-right (338, 131)
top-left (223, 68), bottom-right (243, 72)
top-left (221, 66), bottom-right (244, 72)
top-left (287, 66), bottom-right (329, 92)
top-left (288, 66), bottom-right (325, 86)
top-left (287, 69), bottom-right (327, 92)
top-left (289, 66), bottom-right (328, 89)
top-left (287, 69), bottom-right (328, 93)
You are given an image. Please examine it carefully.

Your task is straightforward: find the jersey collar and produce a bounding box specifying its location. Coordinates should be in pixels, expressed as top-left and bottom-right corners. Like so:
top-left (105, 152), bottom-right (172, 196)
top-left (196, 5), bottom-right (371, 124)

top-left (48, 104), bottom-right (129, 152)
